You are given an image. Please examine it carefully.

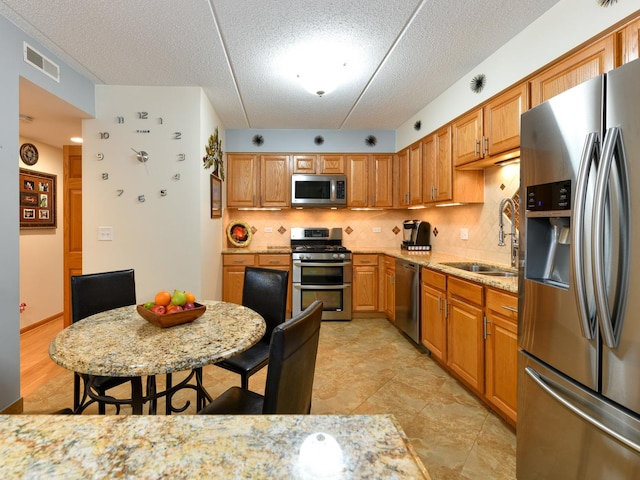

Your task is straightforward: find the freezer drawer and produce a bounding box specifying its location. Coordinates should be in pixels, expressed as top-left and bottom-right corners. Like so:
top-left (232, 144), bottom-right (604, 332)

top-left (517, 351), bottom-right (640, 480)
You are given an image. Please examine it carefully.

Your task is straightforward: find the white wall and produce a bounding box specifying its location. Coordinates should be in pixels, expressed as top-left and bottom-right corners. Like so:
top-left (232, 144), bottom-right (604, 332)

top-left (396, 0), bottom-right (640, 149)
top-left (82, 86), bottom-right (224, 304)
top-left (18, 138), bottom-right (64, 329)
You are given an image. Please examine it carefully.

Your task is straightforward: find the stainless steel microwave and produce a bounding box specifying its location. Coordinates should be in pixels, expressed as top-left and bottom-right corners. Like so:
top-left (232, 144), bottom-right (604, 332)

top-left (291, 174), bottom-right (347, 207)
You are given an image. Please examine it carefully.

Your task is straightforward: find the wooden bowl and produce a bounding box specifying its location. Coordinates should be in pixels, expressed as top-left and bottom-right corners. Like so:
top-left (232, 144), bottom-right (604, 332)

top-left (137, 303), bottom-right (206, 328)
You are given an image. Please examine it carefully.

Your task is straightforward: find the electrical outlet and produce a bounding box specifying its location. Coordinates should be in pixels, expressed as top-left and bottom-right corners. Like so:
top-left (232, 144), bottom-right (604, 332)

top-left (264, 227), bottom-right (273, 233)
top-left (460, 228), bottom-right (469, 240)
top-left (98, 226), bottom-right (113, 241)
top-left (373, 227), bottom-right (381, 233)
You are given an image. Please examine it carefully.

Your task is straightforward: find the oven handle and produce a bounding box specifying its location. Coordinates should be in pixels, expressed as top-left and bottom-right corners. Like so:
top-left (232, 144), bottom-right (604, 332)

top-left (293, 261), bottom-right (352, 268)
top-left (293, 284), bottom-right (351, 290)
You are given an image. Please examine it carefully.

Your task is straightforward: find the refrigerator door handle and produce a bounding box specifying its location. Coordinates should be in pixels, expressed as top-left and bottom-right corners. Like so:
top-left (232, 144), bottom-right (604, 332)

top-left (573, 132), bottom-right (599, 339)
top-left (525, 366), bottom-right (640, 454)
top-left (593, 127), bottom-right (631, 348)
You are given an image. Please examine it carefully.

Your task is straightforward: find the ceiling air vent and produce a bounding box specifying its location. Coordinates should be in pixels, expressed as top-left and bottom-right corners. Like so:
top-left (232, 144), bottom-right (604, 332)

top-left (23, 42), bottom-right (60, 82)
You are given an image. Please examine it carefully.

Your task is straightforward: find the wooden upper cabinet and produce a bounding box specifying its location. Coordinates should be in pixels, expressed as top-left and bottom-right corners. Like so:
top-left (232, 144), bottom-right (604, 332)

top-left (484, 82), bottom-right (528, 157)
top-left (227, 154), bottom-right (258, 207)
top-left (319, 155), bottom-right (345, 174)
top-left (292, 155), bottom-right (316, 174)
top-left (621, 17), bottom-right (640, 64)
top-left (370, 155), bottom-right (393, 208)
top-left (347, 155), bottom-right (369, 207)
top-left (452, 109), bottom-right (483, 167)
top-left (260, 155), bottom-right (290, 207)
top-left (398, 142), bottom-right (422, 206)
top-left (530, 34), bottom-right (615, 107)
top-left (423, 125), bottom-right (453, 203)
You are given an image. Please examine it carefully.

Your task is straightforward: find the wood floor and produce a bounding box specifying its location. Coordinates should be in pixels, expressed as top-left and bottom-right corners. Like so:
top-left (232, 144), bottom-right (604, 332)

top-left (20, 316), bottom-right (66, 398)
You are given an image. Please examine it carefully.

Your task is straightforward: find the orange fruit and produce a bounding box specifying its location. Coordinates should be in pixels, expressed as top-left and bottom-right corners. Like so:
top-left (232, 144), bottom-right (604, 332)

top-left (154, 290), bottom-right (171, 306)
top-left (185, 292), bottom-right (196, 304)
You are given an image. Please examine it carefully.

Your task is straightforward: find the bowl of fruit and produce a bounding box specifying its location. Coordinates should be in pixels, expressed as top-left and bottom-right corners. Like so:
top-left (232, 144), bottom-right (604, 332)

top-left (137, 290), bottom-right (206, 328)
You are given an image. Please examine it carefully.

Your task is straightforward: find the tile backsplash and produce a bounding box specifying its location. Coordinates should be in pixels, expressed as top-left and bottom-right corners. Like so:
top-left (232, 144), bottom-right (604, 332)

top-left (223, 164), bottom-right (519, 267)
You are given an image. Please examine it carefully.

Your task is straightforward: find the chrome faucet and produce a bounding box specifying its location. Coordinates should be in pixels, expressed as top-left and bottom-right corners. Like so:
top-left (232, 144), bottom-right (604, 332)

top-left (498, 197), bottom-right (519, 268)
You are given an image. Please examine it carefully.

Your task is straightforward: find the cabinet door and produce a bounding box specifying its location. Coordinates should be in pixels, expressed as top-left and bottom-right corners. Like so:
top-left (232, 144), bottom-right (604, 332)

top-left (408, 142), bottom-right (422, 205)
top-left (622, 17), bottom-right (640, 64)
top-left (258, 255), bottom-right (292, 317)
top-left (484, 83), bottom-right (528, 157)
top-left (435, 125), bottom-right (453, 202)
top-left (422, 133), bottom-right (436, 202)
top-left (383, 258), bottom-right (395, 321)
top-left (347, 155), bottom-right (369, 207)
top-left (397, 148), bottom-right (409, 206)
top-left (227, 154), bottom-right (258, 207)
top-left (485, 288), bottom-right (518, 425)
top-left (319, 155), bottom-right (345, 174)
top-left (223, 266), bottom-right (248, 305)
top-left (453, 109), bottom-right (483, 167)
top-left (292, 155), bottom-right (316, 174)
top-left (370, 155), bottom-right (393, 208)
top-left (353, 265), bottom-right (378, 312)
top-left (447, 296), bottom-right (484, 392)
top-left (530, 35), bottom-right (615, 107)
top-left (260, 155), bottom-right (290, 207)
top-left (421, 284), bottom-right (447, 362)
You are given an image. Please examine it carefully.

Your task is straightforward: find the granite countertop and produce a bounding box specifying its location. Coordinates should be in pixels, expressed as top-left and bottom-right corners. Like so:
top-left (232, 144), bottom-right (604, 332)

top-left (49, 300), bottom-right (265, 377)
top-left (0, 414), bottom-right (431, 479)
top-left (222, 247), bottom-right (518, 293)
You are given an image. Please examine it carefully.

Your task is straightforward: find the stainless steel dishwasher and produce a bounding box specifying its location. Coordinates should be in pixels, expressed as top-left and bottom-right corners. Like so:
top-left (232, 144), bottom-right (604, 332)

top-left (395, 259), bottom-right (420, 343)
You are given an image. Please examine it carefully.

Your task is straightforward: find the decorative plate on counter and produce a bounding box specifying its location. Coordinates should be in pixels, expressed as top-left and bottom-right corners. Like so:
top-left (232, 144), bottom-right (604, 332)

top-left (226, 220), bottom-right (253, 248)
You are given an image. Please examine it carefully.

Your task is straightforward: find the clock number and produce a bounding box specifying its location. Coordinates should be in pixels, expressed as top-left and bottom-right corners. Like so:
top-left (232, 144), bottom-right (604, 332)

top-left (177, 154), bottom-right (185, 161)
top-left (173, 132), bottom-right (182, 140)
top-left (99, 132), bottom-right (110, 140)
top-left (102, 173), bottom-right (109, 180)
top-left (96, 153), bottom-right (104, 161)
top-left (137, 112), bottom-right (148, 120)
top-left (116, 116), bottom-right (125, 124)
top-left (158, 117), bottom-right (163, 125)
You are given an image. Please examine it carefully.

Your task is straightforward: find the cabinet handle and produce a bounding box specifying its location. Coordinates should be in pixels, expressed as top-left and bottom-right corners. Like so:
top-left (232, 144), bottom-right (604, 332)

top-left (483, 136), bottom-right (489, 155)
top-left (445, 300), bottom-right (450, 318)
top-left (437, 296), bottom-right (442, 313)
top-left (483, 315), bottom-right (491, 339)
top-left (474, 139), bottom-right (480, 156)
top-left (501, 305), bottom-right (518, 313)
top-left (233, 259), bottom-right (246, 264)
top-left (268, 259), bottom-right (280, 264)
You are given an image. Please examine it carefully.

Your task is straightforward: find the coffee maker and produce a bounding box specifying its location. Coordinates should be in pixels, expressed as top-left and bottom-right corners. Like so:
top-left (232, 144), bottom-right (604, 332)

top-left (402, 220), bottom-right (431, 250)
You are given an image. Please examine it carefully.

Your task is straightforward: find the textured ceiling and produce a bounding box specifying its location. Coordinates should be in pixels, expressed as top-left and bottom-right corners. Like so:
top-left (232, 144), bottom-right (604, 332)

top-left (3, 0), bottom-right (562, 147)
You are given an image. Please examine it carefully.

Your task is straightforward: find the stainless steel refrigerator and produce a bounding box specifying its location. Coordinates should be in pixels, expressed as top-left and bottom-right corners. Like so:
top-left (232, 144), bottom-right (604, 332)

top-left (517, 58), bottom-right (640, 479)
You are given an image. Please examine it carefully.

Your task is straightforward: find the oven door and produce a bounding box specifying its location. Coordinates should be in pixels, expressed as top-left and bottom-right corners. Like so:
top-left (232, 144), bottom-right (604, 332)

top-left (292, 284), bottom-right (352, 321)
top-left (292, 261), bottom-right (352, 284)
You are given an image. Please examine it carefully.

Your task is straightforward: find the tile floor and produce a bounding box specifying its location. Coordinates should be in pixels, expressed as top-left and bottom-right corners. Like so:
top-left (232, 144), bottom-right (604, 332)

top-left (23, 317), bottom-right (516, 480)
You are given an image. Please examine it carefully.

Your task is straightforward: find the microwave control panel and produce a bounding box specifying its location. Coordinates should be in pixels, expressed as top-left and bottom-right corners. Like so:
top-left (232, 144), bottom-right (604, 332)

top-left (526, 180), bottom-right (571, 211)
top-left (336, 180), bottom-right (346, 200)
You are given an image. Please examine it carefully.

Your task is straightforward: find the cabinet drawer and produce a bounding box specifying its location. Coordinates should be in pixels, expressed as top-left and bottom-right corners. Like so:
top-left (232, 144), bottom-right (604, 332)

top-left (448, 276), bottom-right (483, 306)
top-left (383, 255), bottom-right (395, 269)
top-left (258, 254), bottom-right (291, 267)
top-left (422, 267), bottom-right (446, 291)
top-left (223, 254), bottom-right (256, 266)
top-left (486, 288), bottom-right (518, 322)
top-left (353, 254), bottom-right (378, 266)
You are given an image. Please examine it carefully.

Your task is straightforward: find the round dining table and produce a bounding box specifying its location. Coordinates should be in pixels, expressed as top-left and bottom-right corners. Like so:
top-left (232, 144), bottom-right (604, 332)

top-left (49, 300), bottom-right (265, 414)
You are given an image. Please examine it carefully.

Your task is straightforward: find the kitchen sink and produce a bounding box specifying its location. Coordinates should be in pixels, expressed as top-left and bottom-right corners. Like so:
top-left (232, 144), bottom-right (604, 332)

top-left (442, 262), bottom-right (518, 277)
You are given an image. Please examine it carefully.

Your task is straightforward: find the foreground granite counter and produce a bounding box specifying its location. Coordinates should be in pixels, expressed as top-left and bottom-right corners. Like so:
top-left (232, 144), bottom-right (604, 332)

top-left (0, 414), bottom-right (430, 479)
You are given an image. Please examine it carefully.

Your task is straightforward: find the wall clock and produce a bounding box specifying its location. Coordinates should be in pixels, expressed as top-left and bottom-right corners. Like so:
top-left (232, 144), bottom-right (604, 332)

top-left (20, 143), bottom-right (39, 166)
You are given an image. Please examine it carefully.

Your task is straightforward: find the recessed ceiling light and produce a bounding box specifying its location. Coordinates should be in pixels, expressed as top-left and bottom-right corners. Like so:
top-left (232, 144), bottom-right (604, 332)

top-left (70, 137), bottom-right (83, 143)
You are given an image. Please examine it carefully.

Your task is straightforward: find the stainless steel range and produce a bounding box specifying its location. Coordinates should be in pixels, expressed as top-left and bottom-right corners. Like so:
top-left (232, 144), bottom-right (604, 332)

top-left (291, 227), bottom-right (352, 321)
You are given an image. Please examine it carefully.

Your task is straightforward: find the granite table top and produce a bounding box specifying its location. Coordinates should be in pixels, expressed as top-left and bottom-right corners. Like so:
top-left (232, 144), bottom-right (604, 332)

top-left (0, 414), bottom-right (430, 479)
top-left (49, 300), bottom-right (266, 377)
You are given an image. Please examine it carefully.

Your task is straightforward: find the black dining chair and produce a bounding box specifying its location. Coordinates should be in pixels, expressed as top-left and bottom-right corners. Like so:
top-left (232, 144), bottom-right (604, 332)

top-left (215, 266), bottom-right (289, 390)
top-left (199, 300), bottom-right (323, 415)
top-left (70, 268), bottom-right (138, 414)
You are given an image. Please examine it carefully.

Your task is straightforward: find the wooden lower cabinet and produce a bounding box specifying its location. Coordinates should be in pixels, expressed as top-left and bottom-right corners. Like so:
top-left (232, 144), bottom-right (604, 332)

top-left (420, 267), bottom-right (447, 362)
top-left (485, 288), bottom-right (518, 426)
top-left (383, 256), bottom-right (395, 322)
top-left (447, 277), bottom-right (485, 394)
top-left (352, 254), bottom-right (379, 312)
top-left (222, 253), bottom-right (292, 316)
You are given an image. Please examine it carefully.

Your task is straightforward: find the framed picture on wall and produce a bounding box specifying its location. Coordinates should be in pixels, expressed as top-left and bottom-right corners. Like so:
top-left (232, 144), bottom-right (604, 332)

top-left (210, 174), bottom-right (222, 218)
top-left (20, 168), bottom-right (57, 229)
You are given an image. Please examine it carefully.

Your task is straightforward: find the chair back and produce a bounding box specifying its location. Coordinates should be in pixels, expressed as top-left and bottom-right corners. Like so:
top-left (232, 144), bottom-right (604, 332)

top-left (262, 300), bottom-right (323, 414)
top-left (71, 269), bottom-right (136, 323)
top-left (242, 266), bottom-right (289, 341)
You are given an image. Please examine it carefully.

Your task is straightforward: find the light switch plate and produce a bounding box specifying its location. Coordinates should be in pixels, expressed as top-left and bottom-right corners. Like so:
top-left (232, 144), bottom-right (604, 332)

top-left (460, 228), bottom-right (469, 240)
top-left (98, 226), bottom-right (113, 241)
top-left (373, 227), bottom-right (381, 233)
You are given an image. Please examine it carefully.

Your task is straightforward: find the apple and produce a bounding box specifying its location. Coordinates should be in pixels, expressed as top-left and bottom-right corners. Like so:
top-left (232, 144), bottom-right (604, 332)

top-left (167, 305), bottom-right (183, 314)
top-left (151, 305), bottom-right (166, 315)
top-left (143, 301), bottom-right (155, 310)
top-left (183, 302), bottom-right (195, 310)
